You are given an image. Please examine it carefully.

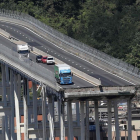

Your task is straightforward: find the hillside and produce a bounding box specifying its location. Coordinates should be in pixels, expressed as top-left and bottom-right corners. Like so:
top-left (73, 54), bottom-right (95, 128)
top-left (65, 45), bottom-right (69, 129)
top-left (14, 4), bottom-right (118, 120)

top-left (1, 0), bottom-right (140, 68)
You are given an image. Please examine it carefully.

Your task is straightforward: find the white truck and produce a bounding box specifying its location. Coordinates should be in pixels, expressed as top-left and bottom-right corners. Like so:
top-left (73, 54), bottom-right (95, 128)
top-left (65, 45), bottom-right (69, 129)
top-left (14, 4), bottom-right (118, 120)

top-left (16, 41), bottom-right (30, 58)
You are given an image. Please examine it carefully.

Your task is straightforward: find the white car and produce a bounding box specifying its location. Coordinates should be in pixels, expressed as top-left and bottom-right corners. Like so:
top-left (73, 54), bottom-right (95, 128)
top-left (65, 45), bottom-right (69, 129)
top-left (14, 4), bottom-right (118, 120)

top-left (46, 57), bottom-right (55, 65)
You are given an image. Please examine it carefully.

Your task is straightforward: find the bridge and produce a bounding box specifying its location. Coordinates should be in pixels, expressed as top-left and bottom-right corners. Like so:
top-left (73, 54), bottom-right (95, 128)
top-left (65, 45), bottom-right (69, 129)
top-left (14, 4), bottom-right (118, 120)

top-left (0, 10), bottom-right (139, 140)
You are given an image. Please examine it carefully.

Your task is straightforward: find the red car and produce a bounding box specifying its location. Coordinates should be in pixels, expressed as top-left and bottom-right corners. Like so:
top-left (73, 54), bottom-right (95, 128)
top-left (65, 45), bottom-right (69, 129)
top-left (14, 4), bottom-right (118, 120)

top-left (41, 56), bottom-right (47, 63)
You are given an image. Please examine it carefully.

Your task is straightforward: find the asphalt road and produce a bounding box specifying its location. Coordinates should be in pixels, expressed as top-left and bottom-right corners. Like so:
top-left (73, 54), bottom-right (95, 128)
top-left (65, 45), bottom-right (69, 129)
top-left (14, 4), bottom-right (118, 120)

top-left (0, 34), bottom-right (93, 88)
top-left (0, 22), bottom-right (134, 86)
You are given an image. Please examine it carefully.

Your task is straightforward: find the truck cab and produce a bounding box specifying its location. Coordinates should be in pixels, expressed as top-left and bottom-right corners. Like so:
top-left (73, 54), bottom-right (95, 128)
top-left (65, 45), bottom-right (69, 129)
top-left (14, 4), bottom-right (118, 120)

top-left (17, 41), bottom-right (30, 58)
top-left (54, 64), bottom-right (73, 84)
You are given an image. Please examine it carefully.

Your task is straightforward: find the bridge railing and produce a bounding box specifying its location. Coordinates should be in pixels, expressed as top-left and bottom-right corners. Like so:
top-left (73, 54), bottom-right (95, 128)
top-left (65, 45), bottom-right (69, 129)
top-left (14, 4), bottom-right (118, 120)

top-left (0, 9), bottom-right (140, 84)
top-left (0, 44), bottom-right (58, 90)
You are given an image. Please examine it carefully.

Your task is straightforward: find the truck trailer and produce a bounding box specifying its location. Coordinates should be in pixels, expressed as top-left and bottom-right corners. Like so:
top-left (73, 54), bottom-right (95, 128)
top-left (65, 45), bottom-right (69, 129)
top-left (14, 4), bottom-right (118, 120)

top-left (54, 64), bottom-right (73, 84)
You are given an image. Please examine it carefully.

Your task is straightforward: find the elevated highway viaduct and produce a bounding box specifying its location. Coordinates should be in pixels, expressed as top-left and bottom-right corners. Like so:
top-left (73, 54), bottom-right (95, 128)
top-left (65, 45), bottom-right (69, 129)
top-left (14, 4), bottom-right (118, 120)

top-left (0, 22), bottom-right (134, 87)
top-left (0, 12), bottom-right (139, 140)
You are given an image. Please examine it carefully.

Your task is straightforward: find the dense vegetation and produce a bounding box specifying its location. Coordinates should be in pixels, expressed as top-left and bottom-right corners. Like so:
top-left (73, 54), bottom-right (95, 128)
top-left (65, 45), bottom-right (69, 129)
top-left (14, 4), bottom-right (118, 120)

top-left (1, 0), bottom-right (140, 68)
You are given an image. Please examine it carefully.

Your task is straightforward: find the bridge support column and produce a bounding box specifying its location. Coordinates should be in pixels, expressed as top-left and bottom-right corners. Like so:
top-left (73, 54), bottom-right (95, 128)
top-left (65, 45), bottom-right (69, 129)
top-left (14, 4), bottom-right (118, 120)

top-left (76, 101), bottom-right (80, 127)
top-left (127, 99), bottom-right (132, 140)
top-left (58, 98), bottom-right (65, 140)
top-left (10, 69), bottom-right (15, 140)
top-left (52, 95), bottom-right (55, 121)
top-left (33, 82), bottom-right (38, 128)
top-left (108, 100), bottom-right (112, 140)
top-left (86, 101), bottom-right (89, 140)
top-left (14, 73), bottom-right (21, 140)
top-left (5, 64), bottom-right (9, 85)
top-left (95, 101), bottom-right (100, 140)
top-left (48, 96), bottom-right (54, 140)
top-left (17, 74), bottom-right (21, 101)
top-left (2, 116), bottom-right (5, 140)
top-left (114, 100), bottom-right (120, 140)
top-left (67, 101), bottom-right (74, 140)
top-left (80, 101), bottom-right (85, 140)
top-left (26, 79), bottom-right (30, 106)
top-left (42, 86), bottom-right (47, 140)
top-left (5, 115), bottom-right (9, 140)
top-left (2, 64), bottom-right (7, 106)
top-left (26, 79), bottom-right (31, 124)
top-left (23, 78), bottom-right (28, 140)
top-left (5, 65), bottom-right (10, 101)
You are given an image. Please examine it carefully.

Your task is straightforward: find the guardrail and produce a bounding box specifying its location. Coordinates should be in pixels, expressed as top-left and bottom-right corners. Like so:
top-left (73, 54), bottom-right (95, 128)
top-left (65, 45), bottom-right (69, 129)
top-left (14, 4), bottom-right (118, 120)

top-left (0, 9), bottom-right (140, 84)
top-left (0, 44), bottom-right (58, 91)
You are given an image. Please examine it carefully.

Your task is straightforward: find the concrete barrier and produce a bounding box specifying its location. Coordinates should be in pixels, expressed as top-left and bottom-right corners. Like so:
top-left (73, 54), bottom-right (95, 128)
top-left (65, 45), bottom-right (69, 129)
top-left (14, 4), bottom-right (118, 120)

top-left (0, 28), bottom-right (10, 38)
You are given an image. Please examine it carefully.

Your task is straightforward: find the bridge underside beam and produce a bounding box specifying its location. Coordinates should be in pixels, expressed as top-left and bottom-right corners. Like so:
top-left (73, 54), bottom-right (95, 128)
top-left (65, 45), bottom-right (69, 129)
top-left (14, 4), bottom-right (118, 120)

top-left (64, 86), bottom-right (136, 101)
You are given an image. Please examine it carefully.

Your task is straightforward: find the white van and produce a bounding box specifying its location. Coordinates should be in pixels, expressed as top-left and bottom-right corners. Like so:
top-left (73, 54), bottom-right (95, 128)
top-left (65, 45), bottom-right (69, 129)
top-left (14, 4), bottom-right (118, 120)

top-left (46, 57), bottom-right (55, 64)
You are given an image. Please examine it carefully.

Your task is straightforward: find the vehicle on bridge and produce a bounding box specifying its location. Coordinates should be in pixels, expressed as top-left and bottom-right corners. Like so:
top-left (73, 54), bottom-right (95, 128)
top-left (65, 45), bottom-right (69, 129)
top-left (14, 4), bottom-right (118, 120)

top-left (46, 56), bottom-right (55, 65)
top-left (16, 41), bottom-right (30, 58)
top-left (37, 55), bottom-right (55, 64)
top-left (54, 64), bottom-right (73, 84)
top-left (36, 55), bottom-right (42, 63)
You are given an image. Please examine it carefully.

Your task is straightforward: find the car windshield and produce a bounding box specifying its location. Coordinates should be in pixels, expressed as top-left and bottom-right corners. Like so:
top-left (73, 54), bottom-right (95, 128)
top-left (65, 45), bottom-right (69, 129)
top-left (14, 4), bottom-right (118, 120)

top-left (61, 72), bottom-right (71, 77)
top-left (43, 57), bottom-right (47, 59)
top-left (48, 58), bottom-right (53, 60)
top-left (18, 50), bottom-right (29, 54)
top-left (37, 56), bottom-right (42, 58)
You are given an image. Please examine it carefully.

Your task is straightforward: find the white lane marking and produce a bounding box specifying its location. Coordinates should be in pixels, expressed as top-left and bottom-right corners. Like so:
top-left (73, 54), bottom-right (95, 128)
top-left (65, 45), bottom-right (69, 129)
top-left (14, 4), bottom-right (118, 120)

top-left (45, 48), bottom-right (46, 49)
top-left (77, 86), bottom-right (80, 88)
top-left (10, 28), bottom-right (12, 29)
top-left (20, 33), bottom-right (21, 34)
top-left (65, 58), bottom-right (67, 59)
top-left (91, 72), bottom-right (93, 73)
top-left (76, 64), bottom-right (78, 65)
top-left (14, 30), bottom-right (15, 31)
top-left (26, 37), bottom-right (27, 38)
top-left (32, 40), bottom-right (33, 41)
top-left (58, 55), bottom-right (60, 56)
top-left (72, 62), bottom-right (74, 63)
top-left (17, 31), bottom-right (18, 32)
top-left (87, 70), bottom-right (89, 71)
top-left (80, 66), bottom-right (82, 67)
top-left (55, 53), bottom-right (56, 54)
top-left (23, 35), bottom-right (24, 36)
top-left (83, 68), bottom-right (86, 69)
top-left (68, 60), bottom-right (70, 61)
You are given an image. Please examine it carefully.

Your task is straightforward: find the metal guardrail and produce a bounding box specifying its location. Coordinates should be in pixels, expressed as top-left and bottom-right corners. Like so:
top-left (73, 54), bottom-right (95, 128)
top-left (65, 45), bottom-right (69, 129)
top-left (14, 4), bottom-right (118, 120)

top-left (0, 9), bottom-right (139, 81)
top-left (0, 44), bottom-right (58, 90)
